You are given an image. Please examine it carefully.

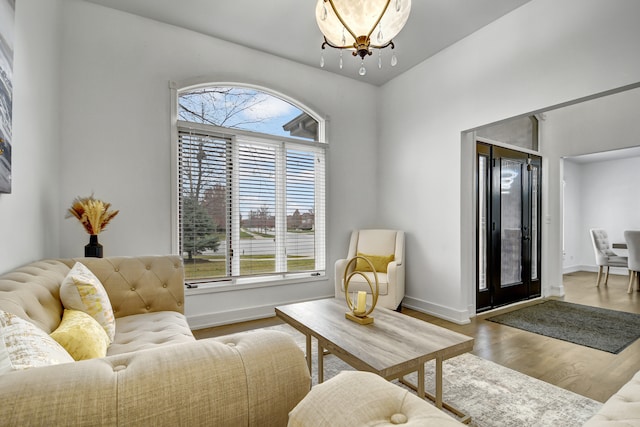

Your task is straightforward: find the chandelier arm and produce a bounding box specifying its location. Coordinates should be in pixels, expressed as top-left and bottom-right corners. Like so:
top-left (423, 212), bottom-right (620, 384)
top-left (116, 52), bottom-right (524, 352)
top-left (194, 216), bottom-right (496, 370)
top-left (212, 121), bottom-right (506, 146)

top-left (369, 40), bottom-right (395, 50)
top-left (324, 0), bottom-right (359, 42)
top-left (365, 0), bottom-right (392, 39)
top-left (322, 36), bottom-right (351, 50)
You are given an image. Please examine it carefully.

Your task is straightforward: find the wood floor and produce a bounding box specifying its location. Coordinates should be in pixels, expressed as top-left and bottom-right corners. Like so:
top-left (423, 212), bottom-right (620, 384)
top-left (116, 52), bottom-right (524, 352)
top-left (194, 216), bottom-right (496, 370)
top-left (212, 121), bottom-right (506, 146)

top-left (193, 271), bottom-right (640, 403)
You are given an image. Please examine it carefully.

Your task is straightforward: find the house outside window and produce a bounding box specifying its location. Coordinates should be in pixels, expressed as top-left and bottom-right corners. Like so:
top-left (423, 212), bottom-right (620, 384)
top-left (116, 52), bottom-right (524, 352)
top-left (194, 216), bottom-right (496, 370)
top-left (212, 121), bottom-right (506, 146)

top-left (175, 85), bottom-right (326, 285)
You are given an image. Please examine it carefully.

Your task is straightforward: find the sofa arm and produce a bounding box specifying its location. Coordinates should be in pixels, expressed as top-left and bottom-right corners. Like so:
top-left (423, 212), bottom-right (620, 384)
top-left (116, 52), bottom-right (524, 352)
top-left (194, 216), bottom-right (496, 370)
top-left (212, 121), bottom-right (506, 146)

top-left (61, 255), bottom-right (185, 317)
top-left (0, 330), bottom-right (310, 426)
top-left (334, 258), bottom-right (349, 297)
top-left (386, 261), bottom-right (405, 306)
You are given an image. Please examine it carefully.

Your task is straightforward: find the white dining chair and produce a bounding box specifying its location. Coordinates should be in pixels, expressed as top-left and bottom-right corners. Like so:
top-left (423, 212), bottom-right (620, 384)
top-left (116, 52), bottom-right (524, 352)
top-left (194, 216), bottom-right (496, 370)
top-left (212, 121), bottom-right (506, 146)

top-left (590, 229), bottom-right (628, 286)
top-left (624, 230), bottom-right (640, 293)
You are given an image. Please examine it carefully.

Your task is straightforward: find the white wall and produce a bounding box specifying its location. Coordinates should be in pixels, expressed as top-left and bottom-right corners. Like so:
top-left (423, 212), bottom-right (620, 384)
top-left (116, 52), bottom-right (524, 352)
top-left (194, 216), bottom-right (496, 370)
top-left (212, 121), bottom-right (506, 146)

top-left (0, 0), bottom-right (63, 272)
top-left (580, 157), bottom-right (640, 266)
top-left (546, 86), bottom-right (640, 275)
top-left (562, 159), bottom-right (581, 271)
top-left (8, 0), bottom-right (640, 327)
top-left (379, 0), bottom-right (640, 323)
top-left (56, 1), bottom-right (380, 327)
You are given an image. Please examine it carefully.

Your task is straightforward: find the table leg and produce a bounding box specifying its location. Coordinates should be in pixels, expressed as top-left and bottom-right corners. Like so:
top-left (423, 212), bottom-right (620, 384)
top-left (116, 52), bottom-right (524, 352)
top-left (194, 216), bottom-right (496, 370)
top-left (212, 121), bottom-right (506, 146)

top-left (436, 356), bottom-right (443, 409)
top-left (417, 364), bottom-right (425, 399)
top-left (305, 334), bottom-right (312, 374)
top-left (318, 343), bottom-right (324, 383)
top-left (399, 359), bottom-right (471, 424)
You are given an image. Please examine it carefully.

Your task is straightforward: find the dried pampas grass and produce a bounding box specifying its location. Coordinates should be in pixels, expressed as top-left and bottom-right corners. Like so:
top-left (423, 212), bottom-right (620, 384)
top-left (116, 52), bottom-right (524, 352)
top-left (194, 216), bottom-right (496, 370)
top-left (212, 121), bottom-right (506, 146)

top-left (67, 195), bottom-right (119, 235)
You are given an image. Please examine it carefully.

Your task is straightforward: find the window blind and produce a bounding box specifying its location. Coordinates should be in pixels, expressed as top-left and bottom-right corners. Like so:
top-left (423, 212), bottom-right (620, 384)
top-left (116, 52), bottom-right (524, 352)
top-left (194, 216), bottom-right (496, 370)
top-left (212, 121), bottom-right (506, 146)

top-left (178, 124), bottom-right (325, 283)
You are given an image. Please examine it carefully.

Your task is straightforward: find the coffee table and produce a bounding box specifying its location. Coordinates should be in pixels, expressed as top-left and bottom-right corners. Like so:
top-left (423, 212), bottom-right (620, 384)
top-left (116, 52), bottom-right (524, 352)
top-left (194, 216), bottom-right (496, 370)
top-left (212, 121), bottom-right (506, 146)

top-left (275, 298), bottom-right (474, 422)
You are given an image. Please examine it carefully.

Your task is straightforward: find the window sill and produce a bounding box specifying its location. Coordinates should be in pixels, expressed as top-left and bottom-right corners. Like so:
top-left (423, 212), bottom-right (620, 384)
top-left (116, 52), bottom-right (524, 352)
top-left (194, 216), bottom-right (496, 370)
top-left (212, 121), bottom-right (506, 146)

top-left (184, 272), bottom-right (327, 296)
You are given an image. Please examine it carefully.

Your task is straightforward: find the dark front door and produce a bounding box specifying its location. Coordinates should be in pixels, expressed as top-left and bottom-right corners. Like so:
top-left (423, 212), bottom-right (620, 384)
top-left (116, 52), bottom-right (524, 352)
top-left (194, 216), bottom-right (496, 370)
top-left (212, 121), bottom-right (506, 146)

top-left (476, 143), bottom-right (541, 312)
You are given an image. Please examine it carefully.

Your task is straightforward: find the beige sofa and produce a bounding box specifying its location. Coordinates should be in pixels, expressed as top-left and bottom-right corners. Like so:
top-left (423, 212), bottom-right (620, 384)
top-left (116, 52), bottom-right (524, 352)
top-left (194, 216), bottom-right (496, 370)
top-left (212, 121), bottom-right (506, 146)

top-left (0, 256), bottom-right (310, 426)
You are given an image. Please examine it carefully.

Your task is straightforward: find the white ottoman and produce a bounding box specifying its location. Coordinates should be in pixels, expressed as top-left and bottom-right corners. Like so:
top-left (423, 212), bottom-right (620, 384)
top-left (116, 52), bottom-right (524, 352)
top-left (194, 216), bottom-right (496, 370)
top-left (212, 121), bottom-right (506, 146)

top-left (583, 370), bottom-right (640, 426)
top-left (288, 371), bottom-right (464, 426)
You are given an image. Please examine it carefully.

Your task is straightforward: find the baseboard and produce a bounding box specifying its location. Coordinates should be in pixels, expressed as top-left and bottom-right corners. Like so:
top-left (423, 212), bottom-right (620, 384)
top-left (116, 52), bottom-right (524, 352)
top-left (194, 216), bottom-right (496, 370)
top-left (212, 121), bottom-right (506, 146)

top-left (547, 284), bottom-right (565, 297)
top-left (402, 296), bottom-right (471, 325)
top-left (565, 265), bottom-right (628, 276)
top-left (562, 265), bottom-right (582, 274)
top-left (187, 294), bottom-right (333, 330)
top-left (189, 294), bottom-right (473, 329)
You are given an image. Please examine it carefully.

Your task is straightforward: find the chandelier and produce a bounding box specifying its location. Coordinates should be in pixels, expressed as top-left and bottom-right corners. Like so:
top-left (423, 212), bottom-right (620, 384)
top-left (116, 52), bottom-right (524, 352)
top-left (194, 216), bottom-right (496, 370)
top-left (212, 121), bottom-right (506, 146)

top-left (315, 0), bottom-right (412, 76)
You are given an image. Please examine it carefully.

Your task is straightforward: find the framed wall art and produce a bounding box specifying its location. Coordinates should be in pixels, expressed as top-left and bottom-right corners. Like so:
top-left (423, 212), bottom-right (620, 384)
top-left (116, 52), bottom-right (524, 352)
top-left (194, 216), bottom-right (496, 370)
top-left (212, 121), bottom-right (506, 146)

top-left (0, 0), bottom-right (14, 194)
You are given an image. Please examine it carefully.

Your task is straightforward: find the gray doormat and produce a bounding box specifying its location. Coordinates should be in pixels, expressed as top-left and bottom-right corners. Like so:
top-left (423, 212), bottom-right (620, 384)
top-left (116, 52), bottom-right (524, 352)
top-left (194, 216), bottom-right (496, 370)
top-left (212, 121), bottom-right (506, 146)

top-left (487, 300), bottom-right (640, 354)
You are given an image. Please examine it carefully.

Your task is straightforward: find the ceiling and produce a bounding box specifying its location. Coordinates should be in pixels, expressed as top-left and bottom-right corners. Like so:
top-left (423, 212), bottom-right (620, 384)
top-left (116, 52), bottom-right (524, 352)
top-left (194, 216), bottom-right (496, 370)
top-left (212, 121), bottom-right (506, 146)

top-left (565, 146), bottom-right (640, 164)
top-left (84, 0), bottom-right (531, 86)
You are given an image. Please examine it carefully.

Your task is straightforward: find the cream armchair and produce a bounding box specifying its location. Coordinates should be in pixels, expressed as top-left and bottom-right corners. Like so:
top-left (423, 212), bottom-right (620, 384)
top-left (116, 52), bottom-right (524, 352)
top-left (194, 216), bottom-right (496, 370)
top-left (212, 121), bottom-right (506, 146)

top-left (335, 229), bottom-right (405, 311)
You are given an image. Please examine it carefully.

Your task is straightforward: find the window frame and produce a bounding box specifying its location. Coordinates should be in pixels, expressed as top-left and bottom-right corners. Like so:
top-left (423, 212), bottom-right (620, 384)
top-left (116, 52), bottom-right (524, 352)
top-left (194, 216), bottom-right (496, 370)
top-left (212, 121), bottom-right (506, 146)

top-left (170, 82), bottom-right (327, 290)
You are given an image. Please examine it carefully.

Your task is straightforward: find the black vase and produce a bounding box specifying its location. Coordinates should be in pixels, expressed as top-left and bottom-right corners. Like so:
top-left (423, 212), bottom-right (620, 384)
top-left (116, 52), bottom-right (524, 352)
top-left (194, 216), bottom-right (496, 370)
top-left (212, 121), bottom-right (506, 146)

top-left (85, 234), bottom-right (103, 258)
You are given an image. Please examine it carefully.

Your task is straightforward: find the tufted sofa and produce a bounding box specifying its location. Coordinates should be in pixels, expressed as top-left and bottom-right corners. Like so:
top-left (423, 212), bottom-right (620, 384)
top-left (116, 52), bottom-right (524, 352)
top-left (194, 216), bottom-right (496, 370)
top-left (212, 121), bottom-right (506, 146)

top-left (0, 256), bottom-right (310, 426)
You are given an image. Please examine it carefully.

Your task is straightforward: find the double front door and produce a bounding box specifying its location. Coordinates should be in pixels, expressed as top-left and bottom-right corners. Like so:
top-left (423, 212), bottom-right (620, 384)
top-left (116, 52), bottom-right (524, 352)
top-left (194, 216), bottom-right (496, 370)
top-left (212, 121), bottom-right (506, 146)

top-left (476, 143), bottom-right (541, 312)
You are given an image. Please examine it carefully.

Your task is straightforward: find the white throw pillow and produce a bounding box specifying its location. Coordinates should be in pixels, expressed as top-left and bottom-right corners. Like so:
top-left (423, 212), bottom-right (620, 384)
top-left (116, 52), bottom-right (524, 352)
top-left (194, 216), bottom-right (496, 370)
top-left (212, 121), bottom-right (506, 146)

top-left (60, 262), bottom-right (116, 341)
top-left (0, 310), bottom-right (74, 374)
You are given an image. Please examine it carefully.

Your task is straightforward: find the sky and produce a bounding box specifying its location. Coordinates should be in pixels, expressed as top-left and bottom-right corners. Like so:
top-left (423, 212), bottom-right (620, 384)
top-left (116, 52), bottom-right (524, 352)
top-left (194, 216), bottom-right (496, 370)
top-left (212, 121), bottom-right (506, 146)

top-left (179, 86), bottom-right (312, 140)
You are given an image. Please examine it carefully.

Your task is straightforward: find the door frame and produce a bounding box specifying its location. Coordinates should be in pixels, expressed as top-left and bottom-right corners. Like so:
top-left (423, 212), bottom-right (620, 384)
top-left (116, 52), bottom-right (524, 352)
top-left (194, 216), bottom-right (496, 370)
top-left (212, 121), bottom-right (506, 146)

top-left (476, 142), bottom-right (542, 312)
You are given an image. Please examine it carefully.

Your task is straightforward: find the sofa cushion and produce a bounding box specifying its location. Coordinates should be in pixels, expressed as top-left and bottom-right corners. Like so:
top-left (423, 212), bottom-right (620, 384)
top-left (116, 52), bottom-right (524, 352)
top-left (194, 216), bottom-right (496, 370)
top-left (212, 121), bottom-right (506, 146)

top-left (60, 262), bottom-right (116, 341)
top-left (0, 310), bottom-right (73, 374)
top-left (50, 309), bottom-right (111, 361)
top-left (107, 311), bottom-right (195, 356)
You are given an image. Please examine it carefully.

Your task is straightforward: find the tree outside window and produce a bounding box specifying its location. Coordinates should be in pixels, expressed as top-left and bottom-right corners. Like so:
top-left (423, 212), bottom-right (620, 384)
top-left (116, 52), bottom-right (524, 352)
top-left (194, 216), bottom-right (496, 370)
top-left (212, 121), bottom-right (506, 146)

top-left (177, 86), bottom-right (325, 283)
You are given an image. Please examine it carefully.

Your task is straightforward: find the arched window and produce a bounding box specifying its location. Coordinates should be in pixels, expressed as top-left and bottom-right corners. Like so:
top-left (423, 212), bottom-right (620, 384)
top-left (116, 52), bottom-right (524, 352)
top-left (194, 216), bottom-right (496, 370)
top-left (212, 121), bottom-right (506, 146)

top-left (175, 85), bottom-right (326, 284)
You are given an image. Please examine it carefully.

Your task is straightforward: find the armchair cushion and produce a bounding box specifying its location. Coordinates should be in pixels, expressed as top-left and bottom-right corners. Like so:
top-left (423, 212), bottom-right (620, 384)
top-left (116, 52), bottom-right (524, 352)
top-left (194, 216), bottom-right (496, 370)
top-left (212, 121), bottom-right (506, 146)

top-left (355, 252), bottom-right (395, 273)
top-left (356, 230), bottom-right (399, 260)
top-left (342, 272), bottom-right (389, 295)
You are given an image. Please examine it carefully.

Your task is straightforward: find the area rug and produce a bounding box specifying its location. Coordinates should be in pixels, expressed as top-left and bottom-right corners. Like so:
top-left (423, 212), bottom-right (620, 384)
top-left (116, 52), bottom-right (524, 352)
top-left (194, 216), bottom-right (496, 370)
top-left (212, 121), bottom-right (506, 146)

top-left (486, 300), bottom-right (640, 354)
top-left (250, 324), bottom-right (602, 427)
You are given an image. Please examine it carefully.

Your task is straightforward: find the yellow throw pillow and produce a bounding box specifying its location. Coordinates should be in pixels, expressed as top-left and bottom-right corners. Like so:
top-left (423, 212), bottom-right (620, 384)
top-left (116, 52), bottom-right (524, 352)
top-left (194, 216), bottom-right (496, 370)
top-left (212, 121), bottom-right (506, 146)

top-left (355, 252), bottom-right (395, 273)
top-left (0, 310), bottom-right (74, 374)
top-left (50, 309), bottom-right (111, 361)
top-left (60, 262), bottom-right (115, 342)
